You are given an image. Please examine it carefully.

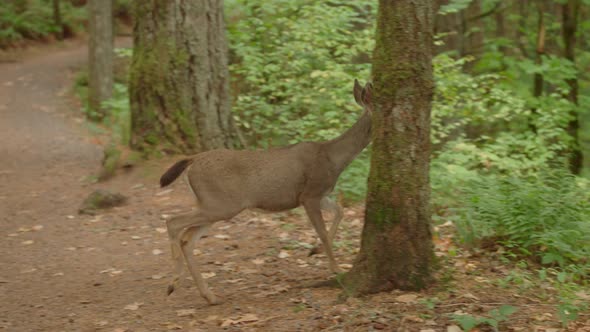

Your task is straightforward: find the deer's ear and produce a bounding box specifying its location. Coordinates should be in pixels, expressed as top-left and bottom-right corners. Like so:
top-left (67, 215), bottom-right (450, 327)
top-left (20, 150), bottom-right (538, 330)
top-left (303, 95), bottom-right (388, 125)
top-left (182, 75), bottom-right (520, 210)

top-left (353, 79), bottom-right (364, 106)
top-left (361, 82), bottom-right (373, 106)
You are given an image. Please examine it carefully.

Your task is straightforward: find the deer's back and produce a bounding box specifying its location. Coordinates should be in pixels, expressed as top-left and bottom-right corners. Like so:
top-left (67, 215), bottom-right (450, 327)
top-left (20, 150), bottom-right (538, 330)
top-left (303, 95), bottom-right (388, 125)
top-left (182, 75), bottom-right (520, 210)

top-left (186, 143), bottom-right (336, 211)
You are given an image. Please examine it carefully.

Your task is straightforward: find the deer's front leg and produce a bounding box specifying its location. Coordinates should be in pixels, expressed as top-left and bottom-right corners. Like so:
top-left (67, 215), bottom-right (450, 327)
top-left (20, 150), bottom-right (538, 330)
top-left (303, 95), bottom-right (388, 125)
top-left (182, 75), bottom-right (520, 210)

top-left (309, 197), bottom-right (344, 256)
top-left (303, 199), bottom-right (342, 274)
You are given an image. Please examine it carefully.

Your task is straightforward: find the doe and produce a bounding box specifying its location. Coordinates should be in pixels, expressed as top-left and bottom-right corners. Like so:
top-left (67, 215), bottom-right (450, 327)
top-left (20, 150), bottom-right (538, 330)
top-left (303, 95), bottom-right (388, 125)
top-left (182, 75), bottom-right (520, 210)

top-left (160, 79), bottom-right (373, 304)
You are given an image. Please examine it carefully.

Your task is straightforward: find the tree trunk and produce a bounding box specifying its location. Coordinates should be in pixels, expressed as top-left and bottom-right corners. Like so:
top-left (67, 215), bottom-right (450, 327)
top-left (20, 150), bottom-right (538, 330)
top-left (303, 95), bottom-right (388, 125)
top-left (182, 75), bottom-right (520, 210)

top-left (531, 2), bottom-right (546, 134)
top-left (129, 0), bottom-right (234, 154)
top-left (562, 0), bottom-right (582, 174)
top-left (88, 0), bottom-right (113, 120)
top-left (342, 0), bottom-right (434, 295)
top-left (52, 0), bottom-right (63, 40)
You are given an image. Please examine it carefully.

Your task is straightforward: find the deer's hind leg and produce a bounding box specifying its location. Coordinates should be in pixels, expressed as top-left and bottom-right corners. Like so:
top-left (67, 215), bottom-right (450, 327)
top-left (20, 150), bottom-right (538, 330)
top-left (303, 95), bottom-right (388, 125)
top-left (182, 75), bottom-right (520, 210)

top-left (165, 211), bottom-right (212, 297)
top-left (179, 225), bottom-right (219, 304)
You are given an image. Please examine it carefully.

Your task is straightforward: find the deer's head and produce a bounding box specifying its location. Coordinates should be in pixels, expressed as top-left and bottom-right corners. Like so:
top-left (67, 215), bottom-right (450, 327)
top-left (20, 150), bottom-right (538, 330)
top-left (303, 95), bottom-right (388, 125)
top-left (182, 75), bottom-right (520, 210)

top-left (353, 79), bottom-right (373, 115)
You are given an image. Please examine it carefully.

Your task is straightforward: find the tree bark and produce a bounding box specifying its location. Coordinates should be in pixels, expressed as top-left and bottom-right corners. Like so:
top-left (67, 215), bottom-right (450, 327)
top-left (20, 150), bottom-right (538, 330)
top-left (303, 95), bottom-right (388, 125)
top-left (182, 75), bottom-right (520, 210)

top-left (343, 0), bottom-right (434, 295)
top-left (52, 0), bottom-right (64, 40)
top-left (129, 0), bottom-right (234, 154)
top-left (531, 2), bottom-right (546, 134)
top-left (88, 0), bottom-right (113, 120)
top-left (562, 0), bottom-right (582, 174)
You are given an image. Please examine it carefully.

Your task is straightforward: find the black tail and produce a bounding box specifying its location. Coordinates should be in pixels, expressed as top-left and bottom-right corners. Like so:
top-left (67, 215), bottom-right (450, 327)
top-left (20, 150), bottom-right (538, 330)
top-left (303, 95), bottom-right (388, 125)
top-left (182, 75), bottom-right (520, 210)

top-left (160, 158), bottom-right (193, 187)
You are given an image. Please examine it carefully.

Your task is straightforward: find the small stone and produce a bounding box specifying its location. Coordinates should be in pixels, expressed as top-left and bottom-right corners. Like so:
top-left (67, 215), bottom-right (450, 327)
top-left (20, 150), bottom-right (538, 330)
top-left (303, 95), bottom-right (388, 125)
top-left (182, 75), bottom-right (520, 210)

top-left (78, 189), bottom-right (127, 215)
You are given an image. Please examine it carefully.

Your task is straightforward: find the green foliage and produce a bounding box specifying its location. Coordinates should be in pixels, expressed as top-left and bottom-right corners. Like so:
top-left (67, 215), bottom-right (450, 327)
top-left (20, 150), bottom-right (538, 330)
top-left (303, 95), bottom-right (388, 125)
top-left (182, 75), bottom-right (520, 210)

top-left (101, 83), bottom-right (131, 146)
top-left (451, 169), bottom-right (590, 277)
top-left (0, 0), bottom-right (86, 47)
top-left (452, 305), bottom-right (517, 331)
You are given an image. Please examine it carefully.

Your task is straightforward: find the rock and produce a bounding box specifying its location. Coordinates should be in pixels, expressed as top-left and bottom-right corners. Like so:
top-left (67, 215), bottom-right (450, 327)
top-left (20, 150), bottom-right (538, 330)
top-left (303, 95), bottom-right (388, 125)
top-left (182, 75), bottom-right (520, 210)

top-left (447, 325), bottom-right (463, 332)
top-left (79, 189), bottom-right (127, 215)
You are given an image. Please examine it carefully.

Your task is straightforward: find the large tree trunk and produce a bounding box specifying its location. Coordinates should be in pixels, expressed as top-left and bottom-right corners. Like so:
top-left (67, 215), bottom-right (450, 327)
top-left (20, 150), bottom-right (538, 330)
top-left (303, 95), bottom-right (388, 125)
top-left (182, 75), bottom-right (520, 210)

top-left (129, 0), bottom-right (234, 154)
top-left (562, 0), bottom-right (583, 174)
top-left (88, 0), bottom-right (113, 120)
top-left (343, 0), bottom-right (434, 295)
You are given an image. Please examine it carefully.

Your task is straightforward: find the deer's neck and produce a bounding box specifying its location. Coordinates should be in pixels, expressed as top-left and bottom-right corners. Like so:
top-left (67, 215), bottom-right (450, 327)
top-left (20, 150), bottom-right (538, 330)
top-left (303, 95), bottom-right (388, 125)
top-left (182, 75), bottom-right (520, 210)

top-left (324, 111), bottom-right (372, 174)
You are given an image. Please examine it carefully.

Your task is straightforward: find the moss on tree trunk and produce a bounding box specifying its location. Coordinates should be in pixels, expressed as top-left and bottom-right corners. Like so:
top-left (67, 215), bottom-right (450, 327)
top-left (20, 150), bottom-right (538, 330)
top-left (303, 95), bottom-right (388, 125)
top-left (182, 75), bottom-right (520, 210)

top-left (129, 0), bottom-right (234, 154)
top-left (342, 0), bottom-right (435, 295)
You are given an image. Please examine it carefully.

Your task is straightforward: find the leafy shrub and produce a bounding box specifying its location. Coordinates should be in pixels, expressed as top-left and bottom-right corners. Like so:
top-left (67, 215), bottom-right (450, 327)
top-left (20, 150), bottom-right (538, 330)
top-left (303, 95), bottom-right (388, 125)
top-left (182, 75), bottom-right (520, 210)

top-left (451, 169), bottom-right (590, 277)
top-left (226, 0), bottom-right (375, 145)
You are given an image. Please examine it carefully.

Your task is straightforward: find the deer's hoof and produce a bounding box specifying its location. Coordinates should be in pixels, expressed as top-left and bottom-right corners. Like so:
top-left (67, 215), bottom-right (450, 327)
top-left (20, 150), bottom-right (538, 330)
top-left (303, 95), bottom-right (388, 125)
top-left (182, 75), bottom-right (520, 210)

top-left (167, 284), bottom-right (175, 296)
top-left (308, 244), bottom-right (324, 256)
top-left (204, 294), bottom-right (222, 306)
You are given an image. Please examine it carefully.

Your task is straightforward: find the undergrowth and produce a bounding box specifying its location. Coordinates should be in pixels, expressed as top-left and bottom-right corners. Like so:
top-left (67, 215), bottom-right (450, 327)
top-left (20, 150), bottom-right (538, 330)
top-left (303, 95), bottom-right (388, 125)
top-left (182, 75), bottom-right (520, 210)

top-left (449, 169), bottom-right (590, 280)
top-left (0, 0), bottom-right (86, 47)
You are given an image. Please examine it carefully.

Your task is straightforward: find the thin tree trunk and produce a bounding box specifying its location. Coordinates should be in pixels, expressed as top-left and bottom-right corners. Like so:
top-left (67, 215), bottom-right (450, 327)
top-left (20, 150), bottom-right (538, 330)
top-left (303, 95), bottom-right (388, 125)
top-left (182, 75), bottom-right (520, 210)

top-left (129, 0), bottom-right (234, 153)
top-left (531, 2), bottom-right (546, 134)
top-left (88, 0), bottom-right (113, 120)
top-left (562, 0), bottom-right (582, 174)
top-left (516, 0), bottom-right (530, 58)
top-left (52, 0), bottom-right (63, 40)
top-left (342, 0), bottom-right (434, 295)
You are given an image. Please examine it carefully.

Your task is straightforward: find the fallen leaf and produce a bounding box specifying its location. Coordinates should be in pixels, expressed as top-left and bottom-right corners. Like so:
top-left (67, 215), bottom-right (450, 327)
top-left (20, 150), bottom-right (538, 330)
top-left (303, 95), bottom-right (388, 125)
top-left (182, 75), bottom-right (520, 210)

top-left (338, 263), bottom-right (352, 269)
top-left (395, 294), bottom-right (418, 303)
top-left (151, 274), bottom-right (165, 280)
top-left (193, 249), bottom-right (202, 256)
top-left (220, 314), bottom-right (259, 327)
top-left (447, 325), bottom-right (462, 332)
top-left (252, 258), bottom-right (265, 265)
top-left (21, 240), bottom-right (34, 245)
top-left (160, 322), bottom-right (182, 330)
top-left (156, 227), bottom-right (167, 234)
top-left (177, 309), bottom-right (196, 317)
top-left (201, 272), bottom-right (216, 279)
top-left (403, 315), bottom-right (424, 323)
top-left (53, 272), bottom-right (64, 277)
top-left (100, 268), bottom-right (123, 276)
top-left (124, 302), bottom-right (143, 311)
top-left (222, 279), bottom-right (244, 284)
top-left (214, 234), bottom-right (230, 240)
top-left (131, 236), bottom-right (141, 240)
top-left (152, 249), bottom-right (164, 255)
top-left (278, 251), bottom-right (290, 259)
top-left (460, 292), bottom-right (480, 301)
top-left (32, 225), bottom-right (44, 231)
top-left (155, 189), bottom-right (173, 196)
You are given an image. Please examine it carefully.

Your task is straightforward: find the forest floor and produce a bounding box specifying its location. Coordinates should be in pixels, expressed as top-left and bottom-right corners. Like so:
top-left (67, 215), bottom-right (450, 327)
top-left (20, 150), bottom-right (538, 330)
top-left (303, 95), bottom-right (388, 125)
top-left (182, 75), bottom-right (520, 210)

top-left (1, 40), bottom-right (589, 332)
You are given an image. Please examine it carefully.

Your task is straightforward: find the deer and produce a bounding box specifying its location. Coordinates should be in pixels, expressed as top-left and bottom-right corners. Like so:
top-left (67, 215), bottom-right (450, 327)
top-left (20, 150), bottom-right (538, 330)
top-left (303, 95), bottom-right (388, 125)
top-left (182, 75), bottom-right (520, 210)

top-left (160, 79), bottom-right (373, 305)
